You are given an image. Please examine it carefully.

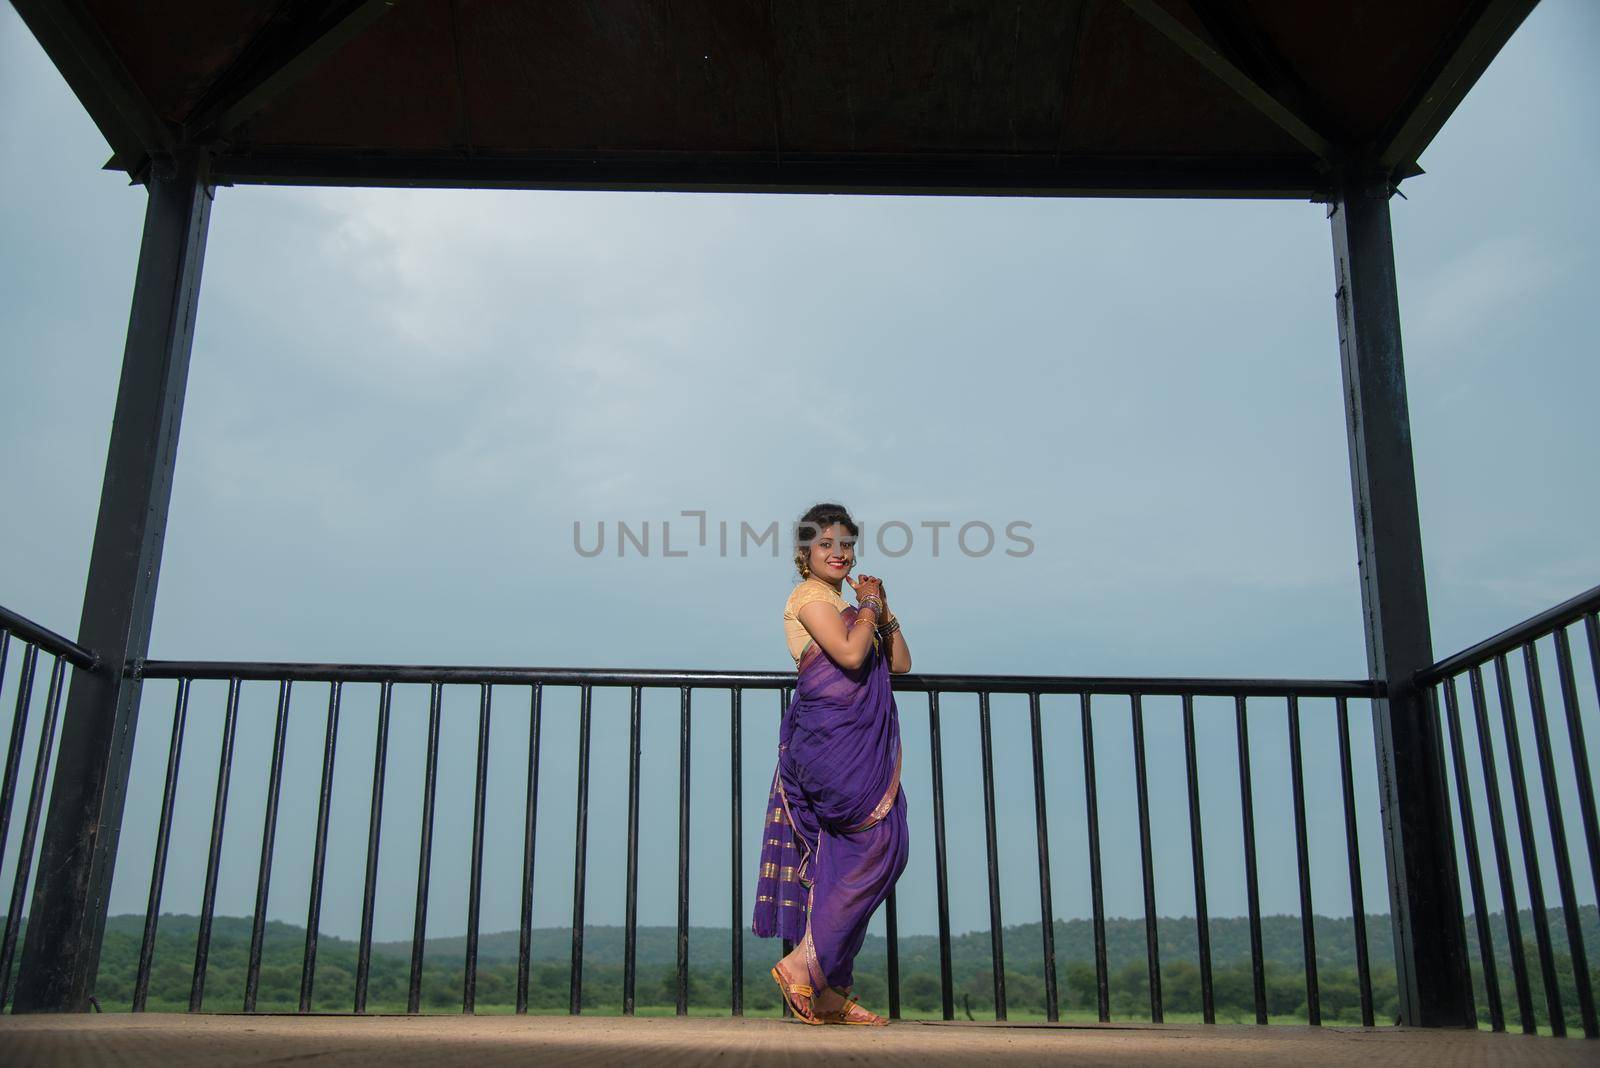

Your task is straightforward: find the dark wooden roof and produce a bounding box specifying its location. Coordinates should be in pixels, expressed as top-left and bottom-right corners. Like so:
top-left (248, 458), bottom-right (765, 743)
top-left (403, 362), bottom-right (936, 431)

top-left (17, 0), bottom-right (1539, 197)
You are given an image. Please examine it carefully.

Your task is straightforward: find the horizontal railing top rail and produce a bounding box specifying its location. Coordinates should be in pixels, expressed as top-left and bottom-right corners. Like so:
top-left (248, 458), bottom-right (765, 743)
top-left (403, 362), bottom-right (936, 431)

top-left (136, 658), bottom-right (1381, 698)
top-left (1419, 583), bottom-right (1600, 685)
top-left (0, 604), bottom-right (98, 671)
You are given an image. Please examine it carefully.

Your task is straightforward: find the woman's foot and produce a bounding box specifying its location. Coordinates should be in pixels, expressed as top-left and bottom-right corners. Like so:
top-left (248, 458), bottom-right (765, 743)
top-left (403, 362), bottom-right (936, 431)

top-left (813, 987), bottom-right (887, 1026)
top-left (770, 954), bottom-right (819, 1024)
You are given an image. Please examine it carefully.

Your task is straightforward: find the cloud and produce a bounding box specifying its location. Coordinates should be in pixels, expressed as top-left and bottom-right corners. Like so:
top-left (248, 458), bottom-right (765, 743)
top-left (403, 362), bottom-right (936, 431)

top-left (1406, 234), bottom-right (1560, 359)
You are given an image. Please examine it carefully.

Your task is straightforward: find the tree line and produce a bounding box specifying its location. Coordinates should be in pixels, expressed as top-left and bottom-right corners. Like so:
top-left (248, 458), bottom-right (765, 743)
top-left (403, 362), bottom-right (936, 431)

top-left (4, 907), bottom-right (1595, 1030)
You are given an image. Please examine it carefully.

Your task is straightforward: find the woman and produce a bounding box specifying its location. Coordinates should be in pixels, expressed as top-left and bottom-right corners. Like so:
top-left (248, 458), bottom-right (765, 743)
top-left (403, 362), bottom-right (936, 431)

top-left (752, 502), bottom-right (912, 1025)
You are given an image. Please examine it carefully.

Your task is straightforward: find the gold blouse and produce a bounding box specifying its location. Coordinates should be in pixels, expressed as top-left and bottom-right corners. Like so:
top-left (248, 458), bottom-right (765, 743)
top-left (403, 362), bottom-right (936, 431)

top-left (782, 577), bottom-right (850, 665)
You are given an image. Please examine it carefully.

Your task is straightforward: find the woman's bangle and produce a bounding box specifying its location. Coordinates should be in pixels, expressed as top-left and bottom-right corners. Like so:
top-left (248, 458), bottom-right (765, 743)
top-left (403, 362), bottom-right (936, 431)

top-left (877, 617), bottom-right (901, 637)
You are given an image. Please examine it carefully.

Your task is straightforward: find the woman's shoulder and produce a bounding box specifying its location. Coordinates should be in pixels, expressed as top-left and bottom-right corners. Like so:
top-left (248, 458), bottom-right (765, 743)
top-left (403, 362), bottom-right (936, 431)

top-left (784, 577), bottom-right (847, 616)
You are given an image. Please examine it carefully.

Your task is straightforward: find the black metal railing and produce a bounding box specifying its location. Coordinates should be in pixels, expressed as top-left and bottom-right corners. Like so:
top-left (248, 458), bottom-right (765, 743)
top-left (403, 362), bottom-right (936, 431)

top-left (8, 595), bottom-right (1597, 1028)
top-left (0, 606), bottom-right (98, 1011)
top-left (1419, 584), bottom-right (1600, 1038)
top-left (66, 655), bottom-right (1387, 1024)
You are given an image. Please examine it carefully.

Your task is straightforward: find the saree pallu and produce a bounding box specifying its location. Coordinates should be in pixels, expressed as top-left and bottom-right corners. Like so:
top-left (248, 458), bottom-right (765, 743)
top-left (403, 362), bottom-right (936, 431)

top-left (752, 606), bottom-right (909, 991)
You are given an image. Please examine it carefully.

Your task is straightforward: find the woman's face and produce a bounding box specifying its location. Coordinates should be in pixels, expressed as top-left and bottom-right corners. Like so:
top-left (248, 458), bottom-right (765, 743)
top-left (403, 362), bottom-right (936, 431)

top-left (807, 523), bottom-right (856, 581)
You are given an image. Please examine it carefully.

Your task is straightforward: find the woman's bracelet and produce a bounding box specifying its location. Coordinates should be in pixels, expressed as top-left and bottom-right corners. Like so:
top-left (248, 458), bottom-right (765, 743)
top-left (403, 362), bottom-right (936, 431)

top-left (858, 596), bottom-right (883, 617)
top-left (877, 616), bottom-right (901, 637)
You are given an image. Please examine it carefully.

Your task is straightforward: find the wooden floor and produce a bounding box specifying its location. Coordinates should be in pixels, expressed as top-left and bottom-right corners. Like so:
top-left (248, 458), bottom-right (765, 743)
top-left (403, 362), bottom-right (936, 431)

top-left (1, 1013), bottom-right (1594, 1067)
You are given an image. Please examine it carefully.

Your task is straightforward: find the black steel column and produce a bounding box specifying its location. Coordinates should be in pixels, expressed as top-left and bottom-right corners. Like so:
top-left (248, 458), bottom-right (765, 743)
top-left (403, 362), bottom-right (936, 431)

top-left (1328, 176), bottom-right (1471, 1028)
top-left (14, 151), bottom-right (212, 1013)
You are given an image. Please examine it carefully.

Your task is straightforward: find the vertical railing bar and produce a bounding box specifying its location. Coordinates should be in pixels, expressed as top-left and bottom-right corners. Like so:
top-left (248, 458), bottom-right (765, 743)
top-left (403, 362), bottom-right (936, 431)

top-left (569, 683), bottom-right (593, 1015)
top-left (0, 633), bottom-right (10, 739)
top-left (1586, 612), bottom-right (1600, 694)
top-left (1181, 692), bottom-right (1214, 1024)
top-left (134, 677), bottom-right (189, 1012)
top-left (0, 633), bottom-right (11, 857)
top-left (780, 686), bottom-right (794, 1018)
top-left (1468, 664), bottom-right (1535, 1033)
top-left (0, 657), bottom-right (65, 1012)
top-left (676, 685), bottom-right (692, 1017)
top-left (1587, 611), bottom-right (1600, 1028)
top-left (1553, 627), bottom-right (1600, 920)
top-left (885, 889), bottom-right (902, 1020)
top-left (516, 683), bottom-right (543, 1015)
top-left (928, 690), bottom-right (954, 1021)
top-left (1286, 693), bottom-right (1321, 1026)
top-left (244, 678), bottom-right (292, 1013)
top-left (1438, 679), bottom-right (1500, 1031)
top-left (1334, 696), bottom-right (1374, 1027)
top-left (1081, 691), bottom-right (1109, 1023)
top-left (0, 643), bottom-right (41, 871)
top-left (1586, 611), bottom-right (1600, 728)
top-left (407, 681), bottom-right (443, 1015)
top-left (1585, 611), bottom-right (1600, 1025)
top-left (1522, 642), bottom-right (1597, 1037)
top-left (730, 687), bottom-right (744, 1017)
top-left (355, 680), bottom-right (393, 1014)
top-left (1235, 693), bottom-right (1266, 1025)
top-left (1027, 690), bottom-right (1059, 1022)
top-left (1495, 652), bottom-right (1565, 1035)
top-left (463, 683), bottom-right (492, 1015)
top-left (1130, 692), bottom-right (1162, 1023)
top-left (624, 685), bottom-right (642, 1015)
top-left (977, 690), bottom-right (1007, 1020)
top-left (299, 680), bottom-right (342, 1014)
top-left (191, 678), bottom-right (241, 1012)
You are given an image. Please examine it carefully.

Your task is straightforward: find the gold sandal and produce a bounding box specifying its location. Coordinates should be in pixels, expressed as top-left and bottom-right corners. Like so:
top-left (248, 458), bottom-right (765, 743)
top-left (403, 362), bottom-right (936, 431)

top-left (770, 965), bottom-right (821, 1024)
top-left (818, 994), bottom-right (887, 1026)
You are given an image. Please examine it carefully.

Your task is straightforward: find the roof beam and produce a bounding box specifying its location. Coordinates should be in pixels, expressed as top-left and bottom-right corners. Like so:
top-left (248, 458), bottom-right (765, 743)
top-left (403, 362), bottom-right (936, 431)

top-left (1375, 0), bottom-right (1541, 175)
top-left (184, 0), bottom-right (398, 144)
top-left (1187, 0), bottom-right (1342, 142)
top-left (1116, 0), bottom-right (1334, 162)
top-left (209, 148), bottom-right (1330, 200)
top-left (10, 0), bottom-right (175, 178)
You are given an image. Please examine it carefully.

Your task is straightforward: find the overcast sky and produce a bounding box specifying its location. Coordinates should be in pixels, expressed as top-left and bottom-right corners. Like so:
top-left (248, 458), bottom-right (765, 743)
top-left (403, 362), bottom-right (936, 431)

top-left (2, 1), bottom-right (1596, 974)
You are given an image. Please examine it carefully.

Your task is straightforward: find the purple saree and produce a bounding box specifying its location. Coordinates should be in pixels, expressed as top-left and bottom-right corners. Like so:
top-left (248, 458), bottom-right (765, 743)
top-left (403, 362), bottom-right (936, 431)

top-left (752, 604), bottom-right (909, 992)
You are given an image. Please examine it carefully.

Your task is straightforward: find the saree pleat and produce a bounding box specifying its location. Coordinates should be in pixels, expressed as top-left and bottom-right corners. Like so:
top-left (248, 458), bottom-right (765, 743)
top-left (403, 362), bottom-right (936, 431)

top-left (752, 605), bottom-right (908, 990)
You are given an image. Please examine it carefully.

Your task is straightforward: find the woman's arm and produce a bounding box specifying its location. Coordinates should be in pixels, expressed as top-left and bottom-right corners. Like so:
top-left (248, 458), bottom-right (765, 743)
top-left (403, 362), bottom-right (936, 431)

top-left (797, 599), bottom-right (881, 670)
top-left (855, 573), bottom-right (911, 674)
top-left (882, 622), bottom-right (911, 674)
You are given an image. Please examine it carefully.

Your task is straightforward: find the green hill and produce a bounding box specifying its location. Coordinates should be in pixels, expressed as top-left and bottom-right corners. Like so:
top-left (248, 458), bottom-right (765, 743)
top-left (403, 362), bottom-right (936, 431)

top-left (5, 907), bottom-right (1596, 1028)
